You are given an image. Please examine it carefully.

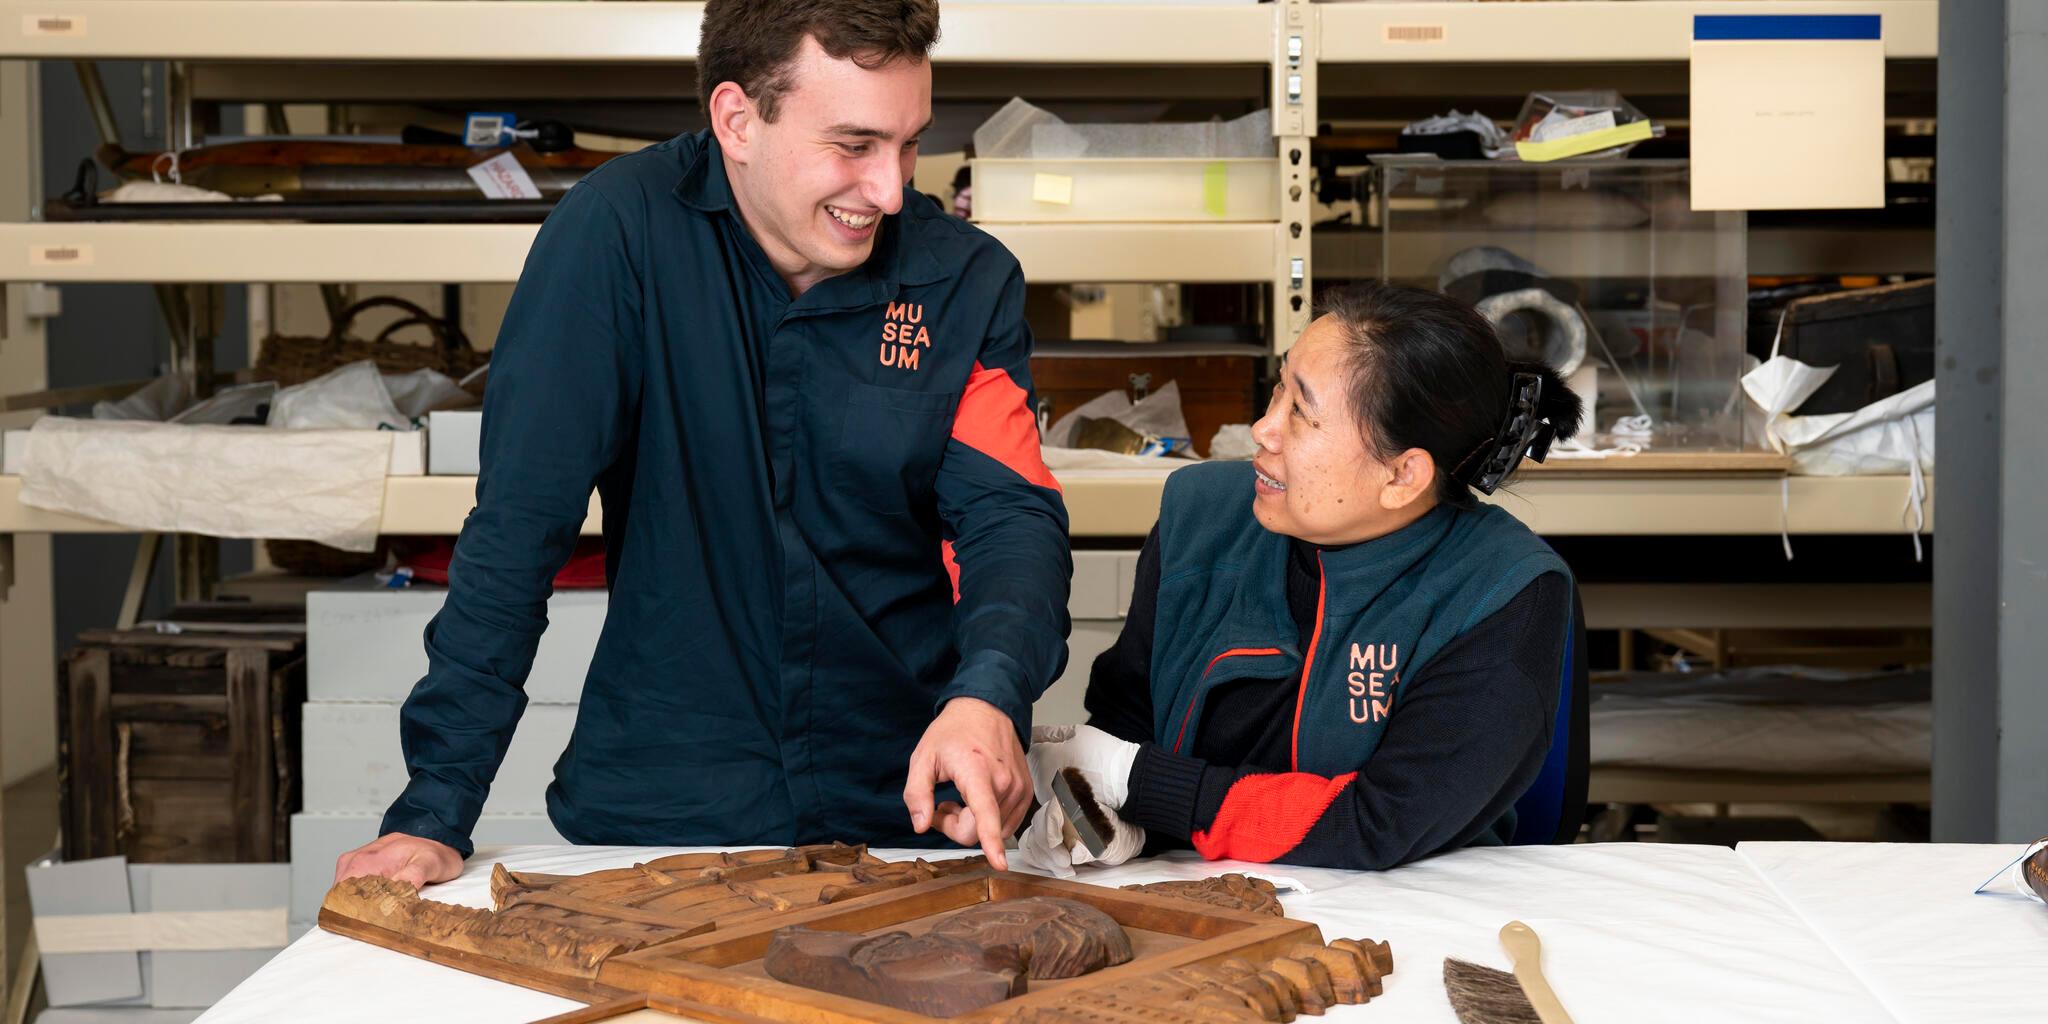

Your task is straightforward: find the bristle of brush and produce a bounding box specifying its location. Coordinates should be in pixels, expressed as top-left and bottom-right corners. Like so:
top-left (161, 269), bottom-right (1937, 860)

top-left (1443, 958), bottom-right (1542, 1024)
top-left (1059, 767), bottom-right (1118, 842)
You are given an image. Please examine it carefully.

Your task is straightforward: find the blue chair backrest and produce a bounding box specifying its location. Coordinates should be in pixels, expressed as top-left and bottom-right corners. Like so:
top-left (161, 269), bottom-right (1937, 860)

top-left (1510, 594), bottom-right (1587, 845)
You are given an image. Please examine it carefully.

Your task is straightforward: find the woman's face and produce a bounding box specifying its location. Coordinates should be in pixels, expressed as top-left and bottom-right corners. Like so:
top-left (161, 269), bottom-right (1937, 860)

top-left (1249, 316), bottom-right (1436, 546)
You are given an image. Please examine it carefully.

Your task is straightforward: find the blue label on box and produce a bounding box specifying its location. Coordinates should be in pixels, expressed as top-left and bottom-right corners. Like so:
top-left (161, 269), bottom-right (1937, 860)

top-left (1694, 14), bottom-right (1881, 41)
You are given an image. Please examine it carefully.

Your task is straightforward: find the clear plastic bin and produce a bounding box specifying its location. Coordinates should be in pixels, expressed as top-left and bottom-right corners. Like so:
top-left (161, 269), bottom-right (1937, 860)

top-left (1371, 157), bottom-right (1750, 451)
top-left (972, 158), bottom-right (1279, 223)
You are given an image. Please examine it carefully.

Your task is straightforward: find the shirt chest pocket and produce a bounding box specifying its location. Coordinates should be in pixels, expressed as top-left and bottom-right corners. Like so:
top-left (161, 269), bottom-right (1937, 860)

top-left (834, 382), bottom-right (959, 516)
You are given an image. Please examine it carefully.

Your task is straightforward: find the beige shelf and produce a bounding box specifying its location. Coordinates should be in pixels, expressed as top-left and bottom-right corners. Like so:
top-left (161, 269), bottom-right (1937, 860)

top-left (2, 471), bottom-right (1935, 538)
top-left (1319, 1), bottom-right (1937, 63)
top-left (1312, 225), bottom-right (1933, 282)
top-left (0, 221), bottom-right (1279, 284)
top-left (1, 2), bottom-right (1270, 63)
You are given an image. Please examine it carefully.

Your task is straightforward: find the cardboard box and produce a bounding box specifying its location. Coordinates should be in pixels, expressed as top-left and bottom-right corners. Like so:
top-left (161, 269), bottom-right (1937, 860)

top-left (27, 859), bottom-right (288, 1010)
top-left (300, 702), bottom-right (574, 815)
top-left (307, 581), bottom-right (605, 704)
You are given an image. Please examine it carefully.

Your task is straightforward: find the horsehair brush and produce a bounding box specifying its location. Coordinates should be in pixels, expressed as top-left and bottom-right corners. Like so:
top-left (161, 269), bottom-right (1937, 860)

top-left (1445, 921), bottom-right (1575, 1024)
top-left (1052, 767), bottom-right (1115, 858)
top-left (1444, 958), bottom-right (1541, 1024)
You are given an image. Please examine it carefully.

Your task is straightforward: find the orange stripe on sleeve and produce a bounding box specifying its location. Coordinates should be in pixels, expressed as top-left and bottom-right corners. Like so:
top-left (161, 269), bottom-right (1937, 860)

top-left (952, 361), bottom-right (1061, 493)
top-left (939, 539), bottom-right (962, 603)
top-left (1191, 771), bottom-right (1358, 863)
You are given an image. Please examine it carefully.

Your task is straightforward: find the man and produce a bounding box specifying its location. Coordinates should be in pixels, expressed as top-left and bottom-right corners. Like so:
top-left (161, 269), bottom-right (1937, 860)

top-left (335, 0), bottom-right (1069, 888)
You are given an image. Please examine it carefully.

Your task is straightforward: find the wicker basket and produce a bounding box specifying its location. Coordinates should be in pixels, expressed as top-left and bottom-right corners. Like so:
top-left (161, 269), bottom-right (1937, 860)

top-left (255, 295), bottom-right (488, 388)
top-left (256, 296), bottom-right (483, 576)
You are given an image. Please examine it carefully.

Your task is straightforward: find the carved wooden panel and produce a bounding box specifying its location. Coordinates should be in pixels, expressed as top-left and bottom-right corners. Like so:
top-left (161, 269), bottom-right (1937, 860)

top-left (317, 846), bottom-right (1394, 1024)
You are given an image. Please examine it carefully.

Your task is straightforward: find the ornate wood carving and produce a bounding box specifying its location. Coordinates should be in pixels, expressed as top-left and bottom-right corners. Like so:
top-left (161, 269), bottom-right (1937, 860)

top-left (316, 847), bottom-right (1396, 1024)
top-left (1119, 875), bottom-right (1284, 918)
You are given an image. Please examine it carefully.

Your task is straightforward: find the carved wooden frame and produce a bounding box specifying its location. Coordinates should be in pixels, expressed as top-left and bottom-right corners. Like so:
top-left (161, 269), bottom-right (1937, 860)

top-left (319, 866), bottom-right (1329, 1024)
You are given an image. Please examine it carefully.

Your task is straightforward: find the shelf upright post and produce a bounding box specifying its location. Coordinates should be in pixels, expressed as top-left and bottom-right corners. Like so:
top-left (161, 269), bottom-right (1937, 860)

top-left (1272, 0), bottom-right (1316, 353)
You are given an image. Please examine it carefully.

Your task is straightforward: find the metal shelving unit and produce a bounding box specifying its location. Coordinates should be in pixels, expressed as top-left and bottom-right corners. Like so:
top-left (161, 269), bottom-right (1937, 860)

top-left (1, 221), bottom-right (1283, 284)
top-left (0, 472), bottom-right (1938, 539)
top-left (1316, 1), bottom-right (1936, 63)
top-left (0, 0), bottom-right (1940, 540)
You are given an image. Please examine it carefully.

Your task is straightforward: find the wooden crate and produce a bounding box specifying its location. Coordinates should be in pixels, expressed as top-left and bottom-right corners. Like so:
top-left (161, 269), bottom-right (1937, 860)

top-left (59, 625), bottom-right (306, 863)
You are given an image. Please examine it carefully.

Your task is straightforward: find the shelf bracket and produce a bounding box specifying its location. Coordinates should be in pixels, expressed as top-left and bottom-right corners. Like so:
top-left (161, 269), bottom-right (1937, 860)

top-left (1270, 1), bottom-right (1316, 351)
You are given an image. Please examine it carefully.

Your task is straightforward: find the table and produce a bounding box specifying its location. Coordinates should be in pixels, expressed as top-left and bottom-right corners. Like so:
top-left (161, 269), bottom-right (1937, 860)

top-left (1737, 842), bottom-right (2046, 1024)
top-left (199, 842), bottom-right (1922, 1024)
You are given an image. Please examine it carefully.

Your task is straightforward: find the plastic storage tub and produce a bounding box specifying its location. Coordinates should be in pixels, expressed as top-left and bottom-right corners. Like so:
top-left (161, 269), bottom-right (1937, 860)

top-left (973, 157), bottom-right (1279, 222)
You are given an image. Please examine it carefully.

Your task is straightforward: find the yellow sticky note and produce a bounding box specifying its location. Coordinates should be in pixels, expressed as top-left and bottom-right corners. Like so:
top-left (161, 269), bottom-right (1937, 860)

top-left (1031, 172), bottom-right (1074, 206)
top-left (1203, 162), bottom-right (1228, 217)
top-left (1514, 120), bottom-right (1653, 163)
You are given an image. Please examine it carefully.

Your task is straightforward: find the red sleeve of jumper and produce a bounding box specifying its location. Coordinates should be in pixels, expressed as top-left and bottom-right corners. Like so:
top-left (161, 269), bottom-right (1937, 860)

top-left (1190, 771), bottom-right (1360, 862)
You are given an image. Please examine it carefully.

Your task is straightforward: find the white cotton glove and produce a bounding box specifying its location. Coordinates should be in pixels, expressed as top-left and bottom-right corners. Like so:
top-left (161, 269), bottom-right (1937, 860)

top-left (1012, 787), bottom-right (1146, 877)
top-left (1025, 724), bottom-right (1139, 808)
top-left (1010, 724), bottom-right (1145, 876)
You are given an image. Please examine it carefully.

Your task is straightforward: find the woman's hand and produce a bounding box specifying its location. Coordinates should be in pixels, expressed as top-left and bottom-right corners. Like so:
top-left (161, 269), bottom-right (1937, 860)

top-left (1011, 725), bottom-right (1145, 876)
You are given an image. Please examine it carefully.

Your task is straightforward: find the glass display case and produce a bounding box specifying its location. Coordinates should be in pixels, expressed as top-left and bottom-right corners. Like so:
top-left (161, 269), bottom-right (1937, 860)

top-left (1370, 157), bottom-right (1751, 451)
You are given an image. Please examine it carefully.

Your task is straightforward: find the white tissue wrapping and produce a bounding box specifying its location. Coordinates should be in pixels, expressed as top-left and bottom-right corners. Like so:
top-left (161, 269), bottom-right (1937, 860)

top-left (19, 417), bottom-right (393, 551)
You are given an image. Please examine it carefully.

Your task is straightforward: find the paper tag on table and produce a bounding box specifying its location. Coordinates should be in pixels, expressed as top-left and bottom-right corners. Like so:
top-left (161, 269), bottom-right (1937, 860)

top-left (1690, 13), bottom-right (1885, 210)
top-left (467, 151), bottom-right (543, 200)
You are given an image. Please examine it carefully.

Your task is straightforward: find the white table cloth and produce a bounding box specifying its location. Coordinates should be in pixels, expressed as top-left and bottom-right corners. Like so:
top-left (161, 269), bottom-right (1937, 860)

top-left (1738, 841), bottom-right (2046, 1024)
top-left (200, 842), bottom-right (1900, 1024)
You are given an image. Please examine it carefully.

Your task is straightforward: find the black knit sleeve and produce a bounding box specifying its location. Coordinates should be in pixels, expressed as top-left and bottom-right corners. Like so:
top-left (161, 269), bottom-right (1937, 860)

top-left (1081, 525), bottom-right (1163, 746)
top-left (1129, 572), bottom-right (1571, 870)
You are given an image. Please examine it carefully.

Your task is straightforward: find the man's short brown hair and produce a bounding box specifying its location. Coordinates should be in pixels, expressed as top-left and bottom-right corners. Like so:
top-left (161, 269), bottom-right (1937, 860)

top-left (698, 0), bottom-right (940, 122)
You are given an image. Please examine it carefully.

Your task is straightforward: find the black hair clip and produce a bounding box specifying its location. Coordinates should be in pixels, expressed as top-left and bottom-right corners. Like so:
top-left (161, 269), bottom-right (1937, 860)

top-left (1462, 372), bottom-right (1556, 495)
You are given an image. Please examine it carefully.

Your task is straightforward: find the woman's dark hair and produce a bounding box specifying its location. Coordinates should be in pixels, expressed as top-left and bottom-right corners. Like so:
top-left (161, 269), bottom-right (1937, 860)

top-left (1317, 283), bottom-right (1584, 508)
top-left (698, 0), bottom-right (940, 122)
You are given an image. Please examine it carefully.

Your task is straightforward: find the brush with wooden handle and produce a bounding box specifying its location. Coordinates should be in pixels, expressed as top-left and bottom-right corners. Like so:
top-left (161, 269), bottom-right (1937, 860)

top-left (1442, 921), bottom-right (1574, 1024)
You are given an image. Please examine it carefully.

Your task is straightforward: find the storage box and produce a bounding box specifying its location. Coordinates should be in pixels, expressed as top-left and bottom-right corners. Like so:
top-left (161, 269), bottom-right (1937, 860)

top-left (59, 626), bottom-right (306, 863)
top-left (386, 429), bottom-right (424, 475)
top-left (1775, 278), bottom-right (1933, 415)
top-left (300, 702), bottom-right (573, 815)
top-left (973, 158), bottom-right (1279, 222)
top-left (427, 409), bottom-right (482, 474)
top-left (27, 858), bottom-right (288, 1010)
top-left (1370, 157), bottom-right (1751, 451)
top-left (307, 580), bottom-right (605, 703)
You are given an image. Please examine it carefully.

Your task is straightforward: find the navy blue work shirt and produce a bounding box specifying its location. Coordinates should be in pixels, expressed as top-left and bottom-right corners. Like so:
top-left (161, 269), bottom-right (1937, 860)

top-left (380, 130), bottom-right (1072, 856)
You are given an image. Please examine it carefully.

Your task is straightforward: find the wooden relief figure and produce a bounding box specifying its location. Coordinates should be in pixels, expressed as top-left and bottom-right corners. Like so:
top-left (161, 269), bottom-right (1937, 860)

top-left (317, 845), bottom-right (1395, 1024)
top-left (764, 897), bottom-right (1135, 1016)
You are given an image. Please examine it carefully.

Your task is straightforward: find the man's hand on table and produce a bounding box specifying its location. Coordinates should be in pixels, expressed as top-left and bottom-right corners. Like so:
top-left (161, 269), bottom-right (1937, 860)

top-left (903, 696), bottom-right (1032, 870)
top-left (334, 832), bottom-right (464, 890)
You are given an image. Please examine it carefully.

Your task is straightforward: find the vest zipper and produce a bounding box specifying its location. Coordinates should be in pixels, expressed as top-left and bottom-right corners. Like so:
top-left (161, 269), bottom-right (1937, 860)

top-left (1288, 553), bottom-right (1329, 771)
top-left (1174, 648), bottom-right (1285, 754)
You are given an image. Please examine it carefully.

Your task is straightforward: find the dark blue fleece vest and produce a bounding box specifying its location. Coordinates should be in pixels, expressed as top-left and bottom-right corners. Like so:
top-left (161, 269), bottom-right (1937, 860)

top-left (1149, 461), bottom-right (1570, 777)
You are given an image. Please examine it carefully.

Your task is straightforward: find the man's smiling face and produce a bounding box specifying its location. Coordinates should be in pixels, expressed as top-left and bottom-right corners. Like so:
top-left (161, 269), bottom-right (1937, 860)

top-left (718, 35), bottom-right (932, 295)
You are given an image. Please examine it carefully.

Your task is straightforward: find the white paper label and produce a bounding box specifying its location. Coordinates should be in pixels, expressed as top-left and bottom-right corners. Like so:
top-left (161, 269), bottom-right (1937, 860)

top-left (30, 244), bottom-right (92, 267)
top-left (1538, 110), bottom-right (1618, 143)
top-left (24, 13), bottom-right (86, 36)
top-left (466, 152), bottom-right (542, 201)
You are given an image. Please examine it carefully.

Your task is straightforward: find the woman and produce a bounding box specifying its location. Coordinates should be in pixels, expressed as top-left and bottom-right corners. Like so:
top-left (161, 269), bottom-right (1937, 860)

top-left (1017, 283), bottom-right (1583, 873)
